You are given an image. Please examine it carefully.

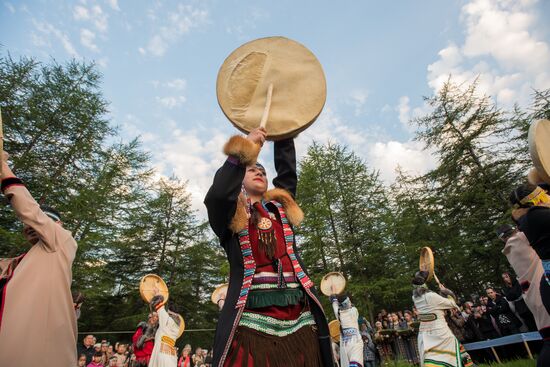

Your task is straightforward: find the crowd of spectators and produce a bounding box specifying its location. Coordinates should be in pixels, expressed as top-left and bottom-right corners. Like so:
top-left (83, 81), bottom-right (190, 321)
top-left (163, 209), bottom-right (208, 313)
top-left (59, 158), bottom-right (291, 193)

top-left (359, 273), bottom-right (539, 366)
top-left (76, 334), bottom-right (213, 367)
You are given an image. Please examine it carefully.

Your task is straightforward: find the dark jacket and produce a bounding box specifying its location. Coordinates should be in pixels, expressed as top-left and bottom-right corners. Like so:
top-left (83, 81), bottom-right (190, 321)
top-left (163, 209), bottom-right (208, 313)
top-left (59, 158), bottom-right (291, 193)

top-left (487, 295), bottom-right (521, 335)
top-left (204, 137), bottom-right (333, 367)
top-left (77, 343), bottom-right (95, 365)
top-left (518, 206), bottom-right (550, 260)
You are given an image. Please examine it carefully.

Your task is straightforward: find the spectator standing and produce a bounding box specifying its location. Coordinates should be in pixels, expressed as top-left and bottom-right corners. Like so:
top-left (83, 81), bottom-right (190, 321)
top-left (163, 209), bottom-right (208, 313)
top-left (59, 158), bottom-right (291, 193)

top-left (501, 272), bottom-right (538, 331)
top-left (486, 287), bottom-right (521, 336)
top-left (192, 347), bottom-right (204, 366)
top-left (78, 335), bottom-right (97, 365)
top-left (87, 351), bottom-right (105, 367)
top-left (177, 346), bottom-right (191, 367)
top-left (78, 354), bottom-right (87, 367)
top-left (112, 344), bottom-right (129, 367)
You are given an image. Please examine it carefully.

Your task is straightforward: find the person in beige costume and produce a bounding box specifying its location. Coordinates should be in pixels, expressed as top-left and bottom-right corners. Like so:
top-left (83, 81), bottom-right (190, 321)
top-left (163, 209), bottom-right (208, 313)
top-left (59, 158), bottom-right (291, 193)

top-left (0, 151), bottom-right (78, 367)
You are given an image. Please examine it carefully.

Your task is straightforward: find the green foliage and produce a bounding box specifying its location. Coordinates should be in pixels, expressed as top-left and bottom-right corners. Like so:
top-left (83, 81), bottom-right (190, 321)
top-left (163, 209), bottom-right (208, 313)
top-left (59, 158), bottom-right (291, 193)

top-left (0, 55), bottom-right (225, 349)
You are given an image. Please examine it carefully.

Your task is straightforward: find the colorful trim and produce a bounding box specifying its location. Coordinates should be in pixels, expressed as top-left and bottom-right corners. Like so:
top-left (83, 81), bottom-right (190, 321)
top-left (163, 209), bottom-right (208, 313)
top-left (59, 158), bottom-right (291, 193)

top-left (1, 177), bottom-right (24, 192)
top-left (235, 230), bottom-right (256, 308)
top-left (161, 335), bottom-right (175, 346)
top-left (348, 363), bottom-right (363, 367)
top-left (424, 360), bottom-right (456, 367)
top-left (271, 201), bottom-right (313, 289)
top-left (418, 313), bottom-right (438, 322)
top-left (251, 282), bottom-right (301, 290)
top-left (238, 311), bottom-right (316, 337)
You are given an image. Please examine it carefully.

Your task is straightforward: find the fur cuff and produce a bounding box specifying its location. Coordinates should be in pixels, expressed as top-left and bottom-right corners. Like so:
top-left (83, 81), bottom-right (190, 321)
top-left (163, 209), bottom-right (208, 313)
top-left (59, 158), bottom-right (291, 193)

top-left (264, 188), bottom-right (304, 227)
top-left (229, 193), bottom-right (249, 233)
top-left (223, 135), bottom-right (261, 166)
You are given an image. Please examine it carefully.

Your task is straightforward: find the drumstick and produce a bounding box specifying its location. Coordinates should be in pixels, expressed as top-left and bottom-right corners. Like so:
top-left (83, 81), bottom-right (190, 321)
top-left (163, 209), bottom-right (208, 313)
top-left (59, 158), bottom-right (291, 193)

top-left (259, 83), bottom-right (273, 130)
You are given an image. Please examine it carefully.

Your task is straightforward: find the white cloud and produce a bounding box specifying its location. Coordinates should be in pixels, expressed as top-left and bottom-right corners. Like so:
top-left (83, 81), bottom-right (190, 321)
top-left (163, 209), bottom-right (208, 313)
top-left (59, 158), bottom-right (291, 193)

top-left (368, 141), bottom-right (436, 183)
top-left (156, 96), bottom-right (187, 109)
top-left (80, 28), bottom-right (99, 52)
top-left (32, 20), bottom-right (79, 58)
top-left (73, 2), bottom-right (109, 33)
top-left (427, 0), bottom-right (550, 106)
top-left (141, 4), bottom-right (208, 57)
top-left (348, 89), bottom-right (369, 116)
top-left (106, 0), bottom-right (120, 11)
top-left (4, 2), bottom-right (15, 13)
top-left (396, 96), bottom-right (410, 125)
top-left (164, 78), bottom-right (187, 90)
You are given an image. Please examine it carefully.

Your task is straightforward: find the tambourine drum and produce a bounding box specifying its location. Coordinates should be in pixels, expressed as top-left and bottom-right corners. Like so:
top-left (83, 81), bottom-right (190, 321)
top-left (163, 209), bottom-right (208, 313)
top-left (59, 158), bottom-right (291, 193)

top-left (217, 36), bottom-right (327, 140)
top-left (328, 319), bottom-right (341, 343)
top-left (176, 314), bottom-right (185, 337)
top-left (528, 119), bottom-right (550, 184)
top-left (419, 247), bottom-right (435, 281)
top-left (320, 272), bottom-right (346, 296)
top-left (211, 283), bottom-right (229, 305)
top-left (139, 274), bottom-right (169, 303)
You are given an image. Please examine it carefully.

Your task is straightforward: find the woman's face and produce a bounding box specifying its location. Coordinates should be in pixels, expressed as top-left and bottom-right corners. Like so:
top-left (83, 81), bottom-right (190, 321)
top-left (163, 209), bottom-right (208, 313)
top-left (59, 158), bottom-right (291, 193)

top-left (243, 166), bottom-right (267, 196)
top-left (78, 356), bottom-right (86, 366)
top-left (375, 321), bottom-right (382, 329)
top-left (404, 313), bottom-right (412, 322)
top-left (502, 273), bottom-right (511, 283)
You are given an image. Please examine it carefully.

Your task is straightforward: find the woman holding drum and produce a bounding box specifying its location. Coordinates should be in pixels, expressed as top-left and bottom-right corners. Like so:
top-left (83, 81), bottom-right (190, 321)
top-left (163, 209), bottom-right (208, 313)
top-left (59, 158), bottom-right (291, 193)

top-left (204, 37), bottom-right (333, 367)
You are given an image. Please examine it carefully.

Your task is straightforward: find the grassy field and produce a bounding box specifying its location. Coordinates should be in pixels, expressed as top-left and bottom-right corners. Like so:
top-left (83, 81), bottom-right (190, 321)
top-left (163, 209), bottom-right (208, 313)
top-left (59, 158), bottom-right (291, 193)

top-left (391, 359), bottom-right (536, 367)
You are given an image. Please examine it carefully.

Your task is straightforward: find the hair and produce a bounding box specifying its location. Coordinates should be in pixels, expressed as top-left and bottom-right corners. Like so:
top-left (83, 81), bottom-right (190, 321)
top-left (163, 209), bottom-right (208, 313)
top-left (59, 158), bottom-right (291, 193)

top-left (412, 271), bottom-right (428, 286)
top-left (94, 351), bottom-right (103, 357)
top-left (486, 287), bottom-right (495, 292)
top-left (337, 294), bottom-right (349, 304)
top-left (495, 224), bottom-right (515, 239)
top-left (72, 290), bottom-right (85, 304)
top-left (509, 183), bottom-right (538, 207)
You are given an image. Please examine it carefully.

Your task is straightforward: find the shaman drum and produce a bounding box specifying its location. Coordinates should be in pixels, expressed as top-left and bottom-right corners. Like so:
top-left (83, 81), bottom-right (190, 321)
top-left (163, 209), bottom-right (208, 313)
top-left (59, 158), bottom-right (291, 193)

top-left (217, 36), bottom-right (326, 140)
top-left (419, 247), bottom-right (435, 281)
top-left (176, 314), bottom-right (185, 337)
top-left (211, 283), bottom-right (229, 305)
top-left (320, 272), bottom-right (346, 296)
top-left (528, 119), bottom-right (550, 184)
top-left (139, 274), bottom-right (169, 303)
top-left (329, 319), bottom-right (341, 343)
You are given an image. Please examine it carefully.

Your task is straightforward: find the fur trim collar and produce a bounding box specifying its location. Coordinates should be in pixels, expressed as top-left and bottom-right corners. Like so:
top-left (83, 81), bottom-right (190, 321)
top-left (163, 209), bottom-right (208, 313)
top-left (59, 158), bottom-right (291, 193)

top-left (229, 188), bottom-right (303, 233)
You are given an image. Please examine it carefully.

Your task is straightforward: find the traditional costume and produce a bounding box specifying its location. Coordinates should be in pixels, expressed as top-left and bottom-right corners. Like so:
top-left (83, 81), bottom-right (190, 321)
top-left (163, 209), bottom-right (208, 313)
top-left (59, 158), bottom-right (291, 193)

top-left (133, 316), bottom-right (158, 367)
top-left (148, 296), bottom-right (184, 367)
top-left (0, 176), bottom-right (77, 367)
top-left (331, 296), bottom-right (363, 367)
top-left (501, 229), bottom-right (550, 367)
top-left (412, 272), bottom-right (474, 367)
top-left (204, 136), bottom-right (333, 367)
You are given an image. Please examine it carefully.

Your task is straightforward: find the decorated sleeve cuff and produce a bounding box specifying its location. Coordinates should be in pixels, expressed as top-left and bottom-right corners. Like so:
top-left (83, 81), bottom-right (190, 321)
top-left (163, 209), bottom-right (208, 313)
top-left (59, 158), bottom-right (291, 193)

top-left (1, 176), bottom-right (24, 193)
top-left (226, 155), bottom-right (241, 166)
top-left (223, 135), bottom-right (261, 166)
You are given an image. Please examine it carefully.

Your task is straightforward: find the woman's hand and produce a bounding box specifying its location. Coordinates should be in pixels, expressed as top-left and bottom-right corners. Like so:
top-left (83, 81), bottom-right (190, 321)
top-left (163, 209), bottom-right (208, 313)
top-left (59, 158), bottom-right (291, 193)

top-left (247, 128), bottom-right (267, 146)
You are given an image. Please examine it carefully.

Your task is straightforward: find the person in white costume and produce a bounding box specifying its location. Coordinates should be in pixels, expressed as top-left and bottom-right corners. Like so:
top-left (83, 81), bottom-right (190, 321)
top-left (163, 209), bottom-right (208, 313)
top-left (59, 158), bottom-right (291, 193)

top-left (330, 294), bottom-right (364, 367)
top-left (148, 291), bottom-right (184, 367)
top-left (412, 271), bottom-right (475, 367)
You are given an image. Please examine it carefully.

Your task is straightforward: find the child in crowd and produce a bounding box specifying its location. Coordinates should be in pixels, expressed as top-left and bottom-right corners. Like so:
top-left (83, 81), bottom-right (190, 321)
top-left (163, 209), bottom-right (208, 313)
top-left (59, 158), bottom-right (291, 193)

top-left (78, 354), bottom-right (87, 367)
top-left (87, 351), bottom-right (104, 367)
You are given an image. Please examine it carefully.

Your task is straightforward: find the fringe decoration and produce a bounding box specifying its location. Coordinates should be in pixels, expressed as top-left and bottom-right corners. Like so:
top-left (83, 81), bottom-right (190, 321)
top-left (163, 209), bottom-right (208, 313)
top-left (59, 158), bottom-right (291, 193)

top-left (227, 325), bottom-right (322, 367)
top-left (245, 288), bottom-right (304, 309)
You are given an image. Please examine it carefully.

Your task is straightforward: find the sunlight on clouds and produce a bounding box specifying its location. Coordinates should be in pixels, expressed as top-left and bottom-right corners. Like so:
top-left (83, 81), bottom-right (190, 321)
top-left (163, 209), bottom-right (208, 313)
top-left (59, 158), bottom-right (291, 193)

top-left (140, 4), bottom-right (209, 57)
top-left (32, 20), bottom-right (79, 58)
top-left (80, 28), bottom-right (99, 52)
top-left (427, 0), bottom-right (550, 106)
top-left (155, 96), bottom-right (187, 109)
top-left (348, 89), bottom-right (369, 116)
top-left (73, 2), bottom-right (109, 33)
top-left (153, 78), bottom-right (188, 109)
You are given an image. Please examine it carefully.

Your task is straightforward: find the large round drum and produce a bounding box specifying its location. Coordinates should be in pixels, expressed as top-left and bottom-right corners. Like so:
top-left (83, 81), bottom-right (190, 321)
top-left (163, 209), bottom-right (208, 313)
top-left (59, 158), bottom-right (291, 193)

top-left (320, 272), bottom-right (346, 296)
top-left (419, 247), bottom-right (435, 281)
top-left (328, 319), bottom-right (340, 343)
top-left (139, 274), bottom-right (169, 303)
top-left (211, 283), bottom-right (229, 305)
top-left (176, 314), bottom-right (185, 338)
top-left (217, 36), bottom-right (327, 140)
top-left (528, 119), bottom-right (550, 184)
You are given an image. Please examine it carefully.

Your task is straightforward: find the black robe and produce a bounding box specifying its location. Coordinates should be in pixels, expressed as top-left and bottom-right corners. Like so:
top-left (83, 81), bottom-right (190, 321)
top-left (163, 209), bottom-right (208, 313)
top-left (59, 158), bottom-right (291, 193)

top-left (204, 137), bottom-right (334, 367)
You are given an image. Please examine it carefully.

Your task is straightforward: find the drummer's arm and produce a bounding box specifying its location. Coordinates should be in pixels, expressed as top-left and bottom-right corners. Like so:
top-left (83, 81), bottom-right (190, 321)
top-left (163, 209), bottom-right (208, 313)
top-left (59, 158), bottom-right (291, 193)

top-left (272, 138), bottom-right (297, 197)
top-left (330, 295), bottom-right (340, 320)
top-left (204, 135), bottom-right (261, 239)
top-left (431, 292), bottom-right (458, 310)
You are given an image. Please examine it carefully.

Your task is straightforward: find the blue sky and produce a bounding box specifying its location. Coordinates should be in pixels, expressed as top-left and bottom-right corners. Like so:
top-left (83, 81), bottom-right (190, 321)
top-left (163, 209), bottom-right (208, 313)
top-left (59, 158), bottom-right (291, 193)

top-left (2, 0), bottom-right (549, 214)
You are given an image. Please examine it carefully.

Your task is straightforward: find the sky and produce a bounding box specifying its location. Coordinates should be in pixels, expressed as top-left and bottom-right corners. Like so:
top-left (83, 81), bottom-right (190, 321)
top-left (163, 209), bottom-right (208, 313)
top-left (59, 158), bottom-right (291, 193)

top-left (1, 0), bottom-right (550, 215)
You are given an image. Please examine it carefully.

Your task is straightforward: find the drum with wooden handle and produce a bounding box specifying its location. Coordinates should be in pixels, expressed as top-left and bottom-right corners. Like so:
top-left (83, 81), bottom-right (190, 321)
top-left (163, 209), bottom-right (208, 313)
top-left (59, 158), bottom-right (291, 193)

top-left (217, 36), bottom-right (326, 140)
top-left (528, 119), bottom-right (550, 184)
top-left (320, 272), bottom-right (346, 296)
top-left (419, 247), bottom-right (442, 287)
top-left (211, 283), bottom-right (229, 306)
top-left (139, 274), bottom-right (169, 303)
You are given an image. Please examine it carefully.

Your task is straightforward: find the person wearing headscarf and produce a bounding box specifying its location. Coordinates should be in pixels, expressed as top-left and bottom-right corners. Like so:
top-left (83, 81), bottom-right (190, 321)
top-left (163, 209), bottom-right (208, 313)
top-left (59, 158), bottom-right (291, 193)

top-left (412, 271), bottom-right (475, 367)
top-left (204, 128), bottom-right (333, 367)
top-left (0, 151), bottom-right (78, 367)
top-left (330, 294), bottom-right (363, 367)
top-left (509, 184), bottom-right (550, 315)
top-left (497, 223), bottom-right (550, 367)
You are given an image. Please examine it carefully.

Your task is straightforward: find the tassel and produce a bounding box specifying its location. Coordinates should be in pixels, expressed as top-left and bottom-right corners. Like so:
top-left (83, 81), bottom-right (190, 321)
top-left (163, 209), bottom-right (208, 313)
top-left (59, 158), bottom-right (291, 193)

top-left (257, 216), bottom-right (277, 259)
top-left (276, 259), bottom-right (287, 289)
